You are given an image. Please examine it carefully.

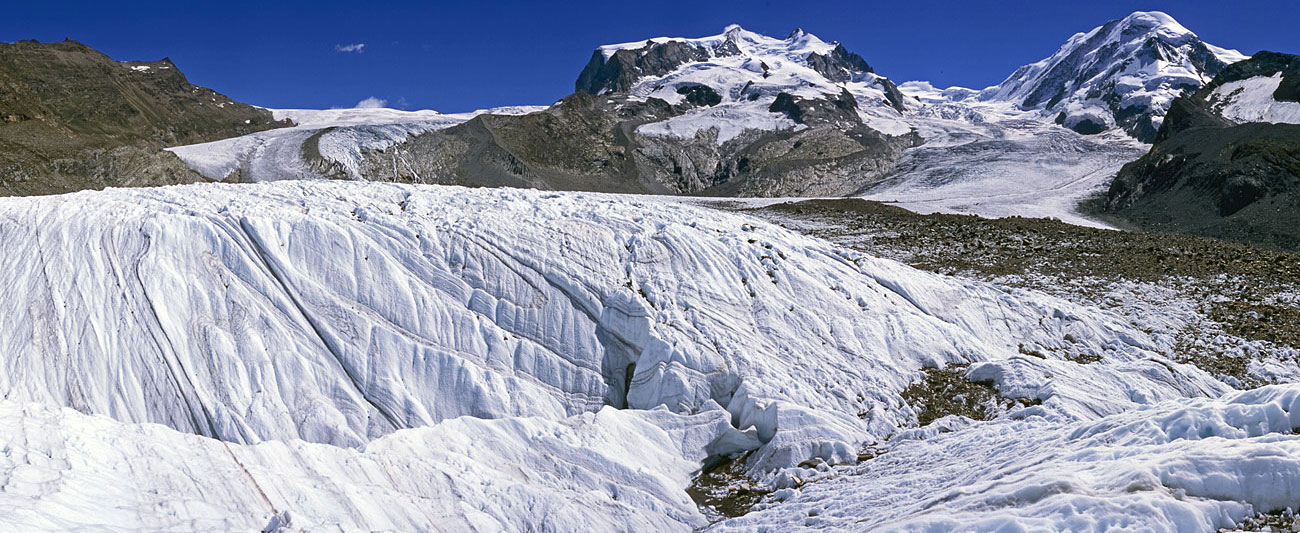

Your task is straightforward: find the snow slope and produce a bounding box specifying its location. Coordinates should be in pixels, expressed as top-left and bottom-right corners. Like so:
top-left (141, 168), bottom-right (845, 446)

top-left (978, 11), bottom-right (1246, 139)
top-left (166, 106), bottom-right (545, 182)
top-left (1208, 73), bottom-right (1300, 125)
top-left (0, 181), bottom-right (1226, 475)
top-left (7, 385), bottom-right (1299, 532)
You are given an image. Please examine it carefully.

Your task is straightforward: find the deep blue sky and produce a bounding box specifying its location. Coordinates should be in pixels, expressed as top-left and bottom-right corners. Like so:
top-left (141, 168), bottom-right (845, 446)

top-left (3, 1), bottom-right (1295, 112)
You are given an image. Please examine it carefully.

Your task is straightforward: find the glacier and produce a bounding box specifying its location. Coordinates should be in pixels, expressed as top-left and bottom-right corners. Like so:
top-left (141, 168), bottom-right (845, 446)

top-left (0, 181), bottom-right (1225, 458)
top-left (710, 384), bottom-right (1300, 532)
top-left (0, 180), bottom-right (1283, 530)
top-left (10, 385), bottom-right (1300, 532)
top-left (166, 106), bottom-right (546, 183)
top-left (0, 401), bottom-right (738, 531)
top-left (860, 83), bottom-right (1148, 227)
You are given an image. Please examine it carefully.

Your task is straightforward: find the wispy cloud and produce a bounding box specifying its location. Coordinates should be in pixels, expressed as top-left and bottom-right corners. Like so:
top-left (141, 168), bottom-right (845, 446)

top-left (355, 97), bottom-right (387, 109)
top-left (335, 43), bottom-right (366, 53)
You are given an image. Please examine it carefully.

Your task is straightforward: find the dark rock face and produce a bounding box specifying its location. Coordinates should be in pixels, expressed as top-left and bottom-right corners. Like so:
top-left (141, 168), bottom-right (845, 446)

top-left (0, 39), bottom-right (290, 196)
top-left (804, 43), bottom-right (874, 82)
top-left (768, 93), bottom-right (803, 122)
top-left (677, 84), bottom-right (722, 107)
top-left (575, 41), bottom-right (717, 95)
top-left (875, 77), bottom-right (909, 113)
top-left (769, 88), bottom-right (859, 125)
top-left (1100, 51), bottom-right (1300, 250)
top-left (1068, 118), bottom-right (1107, 135)
top-left (1104, 122), bottom-right (1300, 250)
top-left (1152, 97), bottom-right (1234, 142)
top-left (1277, 68), bottom-right (1300, 102)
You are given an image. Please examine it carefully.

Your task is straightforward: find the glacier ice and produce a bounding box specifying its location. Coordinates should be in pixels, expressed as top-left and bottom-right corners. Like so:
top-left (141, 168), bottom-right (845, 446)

top-left (0, 181), bottom-right (1282, 531)
top-left (0, 182), bottom-right (1228, 470)
top-left (0, 401), bottom-right (743, 531)
top-left (711, 385), bottom-right (1300, 532)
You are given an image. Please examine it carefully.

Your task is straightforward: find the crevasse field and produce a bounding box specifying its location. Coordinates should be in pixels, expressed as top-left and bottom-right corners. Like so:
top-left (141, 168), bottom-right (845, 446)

top-left (1, 181), bottom-right (1297, 531)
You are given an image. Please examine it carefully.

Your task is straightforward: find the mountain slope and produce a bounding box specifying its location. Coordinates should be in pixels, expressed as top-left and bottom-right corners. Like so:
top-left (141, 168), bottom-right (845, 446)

top-left (171, 26), bottom-right (921, 197)
top-left (369, 26), bottom-right (921, 197)
top-left (0, 39), bottom-right (288, 195)
top-left (1102, 51), bottom-right (1300, 250)
top-left (980, 11), bottom-right (1246, 142)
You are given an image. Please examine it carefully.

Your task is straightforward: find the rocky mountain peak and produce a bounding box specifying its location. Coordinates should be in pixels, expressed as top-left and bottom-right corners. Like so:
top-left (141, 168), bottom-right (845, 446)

top-left (574, 26), bottom-right (900, 111)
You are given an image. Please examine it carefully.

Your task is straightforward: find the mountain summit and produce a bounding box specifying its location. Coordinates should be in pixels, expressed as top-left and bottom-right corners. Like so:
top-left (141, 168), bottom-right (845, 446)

top-left (575, 25), bottom-right (909, 114)
top-left (981, 11), bottom-right (1246, 141)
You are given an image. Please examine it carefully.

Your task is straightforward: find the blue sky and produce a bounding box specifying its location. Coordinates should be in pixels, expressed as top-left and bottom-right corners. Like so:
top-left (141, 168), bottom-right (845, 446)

top-left (3, 1), bottom-right (1295, 112)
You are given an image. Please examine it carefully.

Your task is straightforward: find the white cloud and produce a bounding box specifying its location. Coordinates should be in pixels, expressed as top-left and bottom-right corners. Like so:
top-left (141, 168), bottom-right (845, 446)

top-left (355, 97), bottom-right (387, 109)
top-left (335, 43), bottom-right (366, 53)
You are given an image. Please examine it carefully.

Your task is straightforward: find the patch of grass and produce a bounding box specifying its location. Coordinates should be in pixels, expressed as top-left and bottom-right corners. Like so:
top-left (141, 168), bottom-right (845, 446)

top-left (901, 364), bottom-right (1040, 427)
top-left (687, 451), bottom-right (772, 520)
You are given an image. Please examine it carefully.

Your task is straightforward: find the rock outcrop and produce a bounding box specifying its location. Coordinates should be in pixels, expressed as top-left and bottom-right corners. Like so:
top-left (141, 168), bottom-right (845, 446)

top-left (1101, 51), bottom-right (1300, 250)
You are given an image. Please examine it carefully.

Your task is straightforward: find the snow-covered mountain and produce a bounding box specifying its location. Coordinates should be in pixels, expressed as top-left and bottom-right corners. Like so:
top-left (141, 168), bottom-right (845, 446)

top-left (979, 11), bottom-right (1246, 141)
top-left (856, 11), bottom-right (1252, 225)
top-left (576, 24), bottom-right (914, 138)
top-left (161, 15), bottom-right (1250, 226)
